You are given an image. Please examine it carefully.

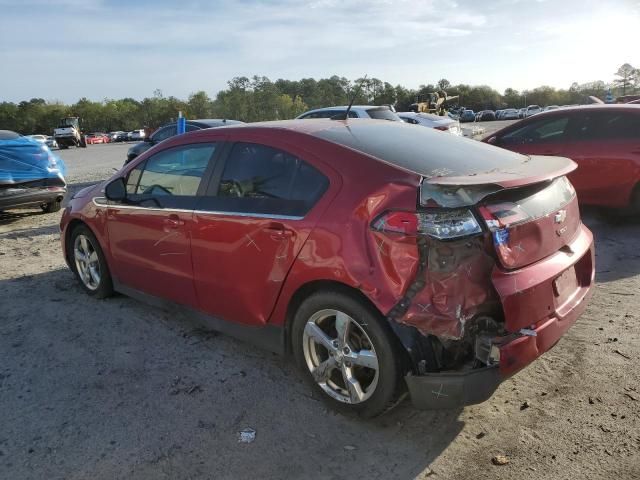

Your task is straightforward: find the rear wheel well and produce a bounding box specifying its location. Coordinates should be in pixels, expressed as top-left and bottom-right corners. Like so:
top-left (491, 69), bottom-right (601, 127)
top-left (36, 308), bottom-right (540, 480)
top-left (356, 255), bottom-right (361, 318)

top-left (284, 280), bottom-right (407, 358)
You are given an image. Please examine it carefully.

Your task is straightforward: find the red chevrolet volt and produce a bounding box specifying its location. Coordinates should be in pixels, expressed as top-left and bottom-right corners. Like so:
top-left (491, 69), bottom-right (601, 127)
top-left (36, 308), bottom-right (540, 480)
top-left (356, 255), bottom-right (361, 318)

top-left (484, 104), bottom-right (640, 213)
top-left (61, 119), bottom-right (594, 417)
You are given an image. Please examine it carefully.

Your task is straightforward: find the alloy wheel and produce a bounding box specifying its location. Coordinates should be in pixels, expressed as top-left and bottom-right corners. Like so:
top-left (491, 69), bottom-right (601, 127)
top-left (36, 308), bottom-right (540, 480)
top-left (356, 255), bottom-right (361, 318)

top-left (302, 309), bottom-right (379, 404)
top-left (73, 234), bottom-right (101, 291)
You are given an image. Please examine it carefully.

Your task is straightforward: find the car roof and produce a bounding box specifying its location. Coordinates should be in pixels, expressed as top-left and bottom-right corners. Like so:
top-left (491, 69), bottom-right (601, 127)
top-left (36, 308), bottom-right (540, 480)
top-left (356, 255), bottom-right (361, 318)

top-left (0, 130), bottom-right (21, 140)
top-left (159, 118), bottom-right (243, 129)
top-left (300, 105), bottom-right (392, 114)
top-left (530, 104), bottom-right (640, 115)
top-left (192, 119), bottom-right (530, 180)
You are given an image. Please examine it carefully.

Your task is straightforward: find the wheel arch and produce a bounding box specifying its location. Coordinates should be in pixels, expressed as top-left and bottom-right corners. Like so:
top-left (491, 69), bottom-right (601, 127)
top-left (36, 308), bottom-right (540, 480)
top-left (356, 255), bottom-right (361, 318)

top-left (64, 219), bottom-right (104, 270)
top-left (283, 279), bottom-right (412, 363)
top-left (283, 280), bottom-right (377, 353)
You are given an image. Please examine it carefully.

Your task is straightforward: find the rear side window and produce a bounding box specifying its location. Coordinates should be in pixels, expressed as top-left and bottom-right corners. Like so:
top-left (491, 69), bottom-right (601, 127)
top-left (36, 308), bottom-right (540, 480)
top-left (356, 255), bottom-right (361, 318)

top-left (301, 110), bottom-right (357, 119)
top-left (366, 108), bottom-right (399, 121)
top-left (213, 142), bottom-right (328, 217)
top-left (500, 116), bottom-right (569, 145)
top-left (593, 112), bottom-right (640, 140)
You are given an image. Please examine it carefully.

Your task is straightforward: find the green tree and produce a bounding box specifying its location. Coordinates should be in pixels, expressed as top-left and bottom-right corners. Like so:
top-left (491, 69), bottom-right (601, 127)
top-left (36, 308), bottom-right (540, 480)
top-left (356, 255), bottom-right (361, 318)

top-left (613, 63), bottom-right (638, 95)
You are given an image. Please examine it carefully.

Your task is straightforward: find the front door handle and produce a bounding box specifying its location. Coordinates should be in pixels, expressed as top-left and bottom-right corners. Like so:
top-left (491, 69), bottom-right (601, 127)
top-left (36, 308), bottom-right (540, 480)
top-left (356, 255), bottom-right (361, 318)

top-left (163, 214), bottom-right (185, 229)
top-left (264, 222), bottom-right (294, 240)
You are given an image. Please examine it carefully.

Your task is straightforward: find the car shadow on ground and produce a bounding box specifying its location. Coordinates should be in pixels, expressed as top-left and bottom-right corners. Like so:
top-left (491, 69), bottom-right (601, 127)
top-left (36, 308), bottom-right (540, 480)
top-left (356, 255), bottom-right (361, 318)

top-left (581, 207), bottom-right (640, 284)
top-left (0, 267), bottom-right (464, 479)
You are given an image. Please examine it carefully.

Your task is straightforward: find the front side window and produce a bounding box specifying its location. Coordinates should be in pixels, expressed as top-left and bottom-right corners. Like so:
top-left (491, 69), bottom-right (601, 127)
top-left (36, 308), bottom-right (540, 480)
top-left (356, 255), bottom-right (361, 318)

top-left (151, 125), bottom-right (177, 143)
top-left (211, 142), bottom-right (328, 217)
top-left (126, 143), bottom-right (216, 201)
top-left (500, 116), bottom-right (569, 145)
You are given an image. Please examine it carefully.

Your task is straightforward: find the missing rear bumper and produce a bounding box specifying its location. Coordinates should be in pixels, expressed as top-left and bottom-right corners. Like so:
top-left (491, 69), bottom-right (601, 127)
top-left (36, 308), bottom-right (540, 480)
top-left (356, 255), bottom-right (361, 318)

top-left (405, 365), bottom-right (501, 409)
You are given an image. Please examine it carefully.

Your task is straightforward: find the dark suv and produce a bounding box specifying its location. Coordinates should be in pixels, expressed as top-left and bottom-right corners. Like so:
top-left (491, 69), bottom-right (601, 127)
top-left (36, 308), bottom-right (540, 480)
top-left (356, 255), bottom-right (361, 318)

top-left (126, 119), bottom-right (243, 164)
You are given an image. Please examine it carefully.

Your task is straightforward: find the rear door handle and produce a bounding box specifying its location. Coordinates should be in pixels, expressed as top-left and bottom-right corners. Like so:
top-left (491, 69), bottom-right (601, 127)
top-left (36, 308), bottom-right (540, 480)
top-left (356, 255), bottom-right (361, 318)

top-left (264, 222), bottom-right (294, 240)
top-left (163, 214), bottom-right (185, 229)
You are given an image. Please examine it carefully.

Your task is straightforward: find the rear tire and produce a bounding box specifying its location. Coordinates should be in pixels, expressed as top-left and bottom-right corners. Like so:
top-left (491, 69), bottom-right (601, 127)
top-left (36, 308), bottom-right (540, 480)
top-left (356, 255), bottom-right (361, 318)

top-left (291, 290), bottom-right (406, 418)
top-left (69, 225), bottom-right (114, 299)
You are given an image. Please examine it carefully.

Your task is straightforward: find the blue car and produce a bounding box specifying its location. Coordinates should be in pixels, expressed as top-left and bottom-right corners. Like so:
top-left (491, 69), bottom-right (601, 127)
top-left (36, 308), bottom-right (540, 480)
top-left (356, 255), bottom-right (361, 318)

top-left (459, 110), bottom-right (476, 123)
top-left (0, 130), bottom-right (67, 213)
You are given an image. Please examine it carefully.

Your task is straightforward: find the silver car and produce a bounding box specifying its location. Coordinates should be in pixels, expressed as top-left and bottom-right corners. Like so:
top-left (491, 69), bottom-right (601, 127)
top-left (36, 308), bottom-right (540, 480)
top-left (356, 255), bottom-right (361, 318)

top-left (524, 105), bottom-right (542, 117)
top-left (397, 111), bottom-right (462, 136)
top-left (297, 105), bottom-right (402, 121)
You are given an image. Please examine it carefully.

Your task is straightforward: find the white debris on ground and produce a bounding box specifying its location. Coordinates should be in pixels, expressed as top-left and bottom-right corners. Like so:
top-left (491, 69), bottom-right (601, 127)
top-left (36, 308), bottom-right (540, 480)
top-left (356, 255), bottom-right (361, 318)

top-left (238, 428), bottom-right (257, 443)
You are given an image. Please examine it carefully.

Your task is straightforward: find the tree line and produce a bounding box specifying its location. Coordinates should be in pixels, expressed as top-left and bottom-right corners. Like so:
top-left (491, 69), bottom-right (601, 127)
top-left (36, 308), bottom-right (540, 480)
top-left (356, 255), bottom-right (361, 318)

top-left (1, 63), bottom-right (637, 135)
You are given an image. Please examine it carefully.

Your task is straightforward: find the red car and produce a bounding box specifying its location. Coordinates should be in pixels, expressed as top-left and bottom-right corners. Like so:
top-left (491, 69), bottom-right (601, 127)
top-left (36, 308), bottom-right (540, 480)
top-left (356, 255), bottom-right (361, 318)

top-left (484, 104), bottom-right (640, 212)
top-left (60, 120), bottom-right (594, 417)
top-left (85, 133), bottom-right (109, 145)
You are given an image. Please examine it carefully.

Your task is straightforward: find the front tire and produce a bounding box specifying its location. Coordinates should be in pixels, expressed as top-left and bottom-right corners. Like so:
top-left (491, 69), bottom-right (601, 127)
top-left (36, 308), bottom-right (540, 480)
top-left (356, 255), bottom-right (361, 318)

top-left (69, 225), bottom-right (113, 298)
top-left (291, 291), bottom-right (406, 417)
top-left (41, 198), bottom-right (62, 213)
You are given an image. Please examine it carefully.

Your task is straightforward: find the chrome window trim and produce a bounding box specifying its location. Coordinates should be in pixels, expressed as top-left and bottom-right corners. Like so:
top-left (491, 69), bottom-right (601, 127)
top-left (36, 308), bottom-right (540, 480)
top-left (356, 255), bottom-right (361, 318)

top-left (194, 210), bottom-right (303, 221)
top-left (92, 197), bottom-right (303, 221)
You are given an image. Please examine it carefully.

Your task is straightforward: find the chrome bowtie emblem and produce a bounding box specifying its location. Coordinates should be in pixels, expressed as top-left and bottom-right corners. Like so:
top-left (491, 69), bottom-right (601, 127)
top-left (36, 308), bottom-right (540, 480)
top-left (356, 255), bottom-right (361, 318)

top-left (554, 209), bottom-right (567, 224)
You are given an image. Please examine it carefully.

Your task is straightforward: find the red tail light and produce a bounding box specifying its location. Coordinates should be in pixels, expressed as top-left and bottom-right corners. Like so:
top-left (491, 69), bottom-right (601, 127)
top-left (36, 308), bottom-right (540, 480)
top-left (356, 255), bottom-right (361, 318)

top-left (434, 126), bottom-right (449, 131)
top-left (372, 211), bottom-right (419, 235)
top-left (373, 210), bottom-right (482, 240)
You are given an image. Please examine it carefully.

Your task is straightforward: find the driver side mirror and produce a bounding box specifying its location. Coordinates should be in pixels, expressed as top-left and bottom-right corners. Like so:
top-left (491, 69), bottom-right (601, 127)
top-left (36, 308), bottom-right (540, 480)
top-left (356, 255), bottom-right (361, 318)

top-left (105, 177), bottom-right (127, 202)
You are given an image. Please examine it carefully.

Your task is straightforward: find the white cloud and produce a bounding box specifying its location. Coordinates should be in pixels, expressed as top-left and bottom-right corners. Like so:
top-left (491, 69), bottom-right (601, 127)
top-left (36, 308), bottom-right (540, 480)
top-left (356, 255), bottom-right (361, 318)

top-left (0, 0), bottom-right (637, 102)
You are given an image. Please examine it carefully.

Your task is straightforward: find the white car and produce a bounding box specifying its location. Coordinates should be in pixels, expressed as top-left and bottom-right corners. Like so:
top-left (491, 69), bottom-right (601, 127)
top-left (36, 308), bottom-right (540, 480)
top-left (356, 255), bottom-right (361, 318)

top-left (27, 134), bottom-right (47, 143)
top-left (296, 105), bottom-right (402, 121)
top-left (45, 136), bottom-right (58, 149)
top-left (397, 112), bottom-right (462, 136)
top-left (524, 105), bottom-right (542, 117)
top-left (502, 108), bottom-right (520, 120)
top-left (128, 129), bottom-right (146, 141)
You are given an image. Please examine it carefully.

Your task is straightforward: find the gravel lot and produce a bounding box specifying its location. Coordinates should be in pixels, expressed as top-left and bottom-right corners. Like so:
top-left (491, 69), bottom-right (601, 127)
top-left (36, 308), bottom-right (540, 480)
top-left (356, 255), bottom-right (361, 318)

top-left (1, 132), bottom-right (639, 480)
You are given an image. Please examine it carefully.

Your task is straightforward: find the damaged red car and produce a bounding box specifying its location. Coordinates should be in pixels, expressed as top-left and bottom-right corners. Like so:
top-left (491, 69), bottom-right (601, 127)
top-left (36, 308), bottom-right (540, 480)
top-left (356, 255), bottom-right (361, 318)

top-left (60, 119), bottom-right (595, 417)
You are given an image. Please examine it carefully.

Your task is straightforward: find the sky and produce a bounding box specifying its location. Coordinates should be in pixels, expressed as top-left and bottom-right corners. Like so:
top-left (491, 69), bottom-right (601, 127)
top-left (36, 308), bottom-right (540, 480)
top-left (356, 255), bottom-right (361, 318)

top-left (0, 0), bottom-right (638, 103)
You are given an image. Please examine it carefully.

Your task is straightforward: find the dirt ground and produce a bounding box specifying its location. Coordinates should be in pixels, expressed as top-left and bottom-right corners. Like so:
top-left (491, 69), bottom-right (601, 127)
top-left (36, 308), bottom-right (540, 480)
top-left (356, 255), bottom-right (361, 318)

top-left (1, 140), bottom-right (639, 480)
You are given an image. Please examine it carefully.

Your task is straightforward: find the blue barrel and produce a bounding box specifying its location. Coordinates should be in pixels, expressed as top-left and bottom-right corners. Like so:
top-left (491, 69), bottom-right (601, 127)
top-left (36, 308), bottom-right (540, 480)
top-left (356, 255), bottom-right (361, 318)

top-left (177, 116), bottom-right (186, 134)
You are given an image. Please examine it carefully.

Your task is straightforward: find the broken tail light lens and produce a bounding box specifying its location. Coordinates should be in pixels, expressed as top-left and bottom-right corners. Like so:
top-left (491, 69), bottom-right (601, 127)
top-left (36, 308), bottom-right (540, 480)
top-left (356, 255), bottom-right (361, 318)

top-left (373, 209), bottom-right (482, 240)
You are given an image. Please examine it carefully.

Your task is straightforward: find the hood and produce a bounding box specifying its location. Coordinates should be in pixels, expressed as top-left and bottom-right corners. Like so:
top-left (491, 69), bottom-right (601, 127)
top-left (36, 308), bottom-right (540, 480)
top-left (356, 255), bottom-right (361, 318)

top-left (73, 182), bottom-right (103, 199)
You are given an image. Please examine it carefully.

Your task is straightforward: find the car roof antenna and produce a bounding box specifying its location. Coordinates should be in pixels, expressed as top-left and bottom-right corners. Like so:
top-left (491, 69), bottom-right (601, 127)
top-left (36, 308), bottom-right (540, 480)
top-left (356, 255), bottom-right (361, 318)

top-left (332, 75), bottom-right (367, 120)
